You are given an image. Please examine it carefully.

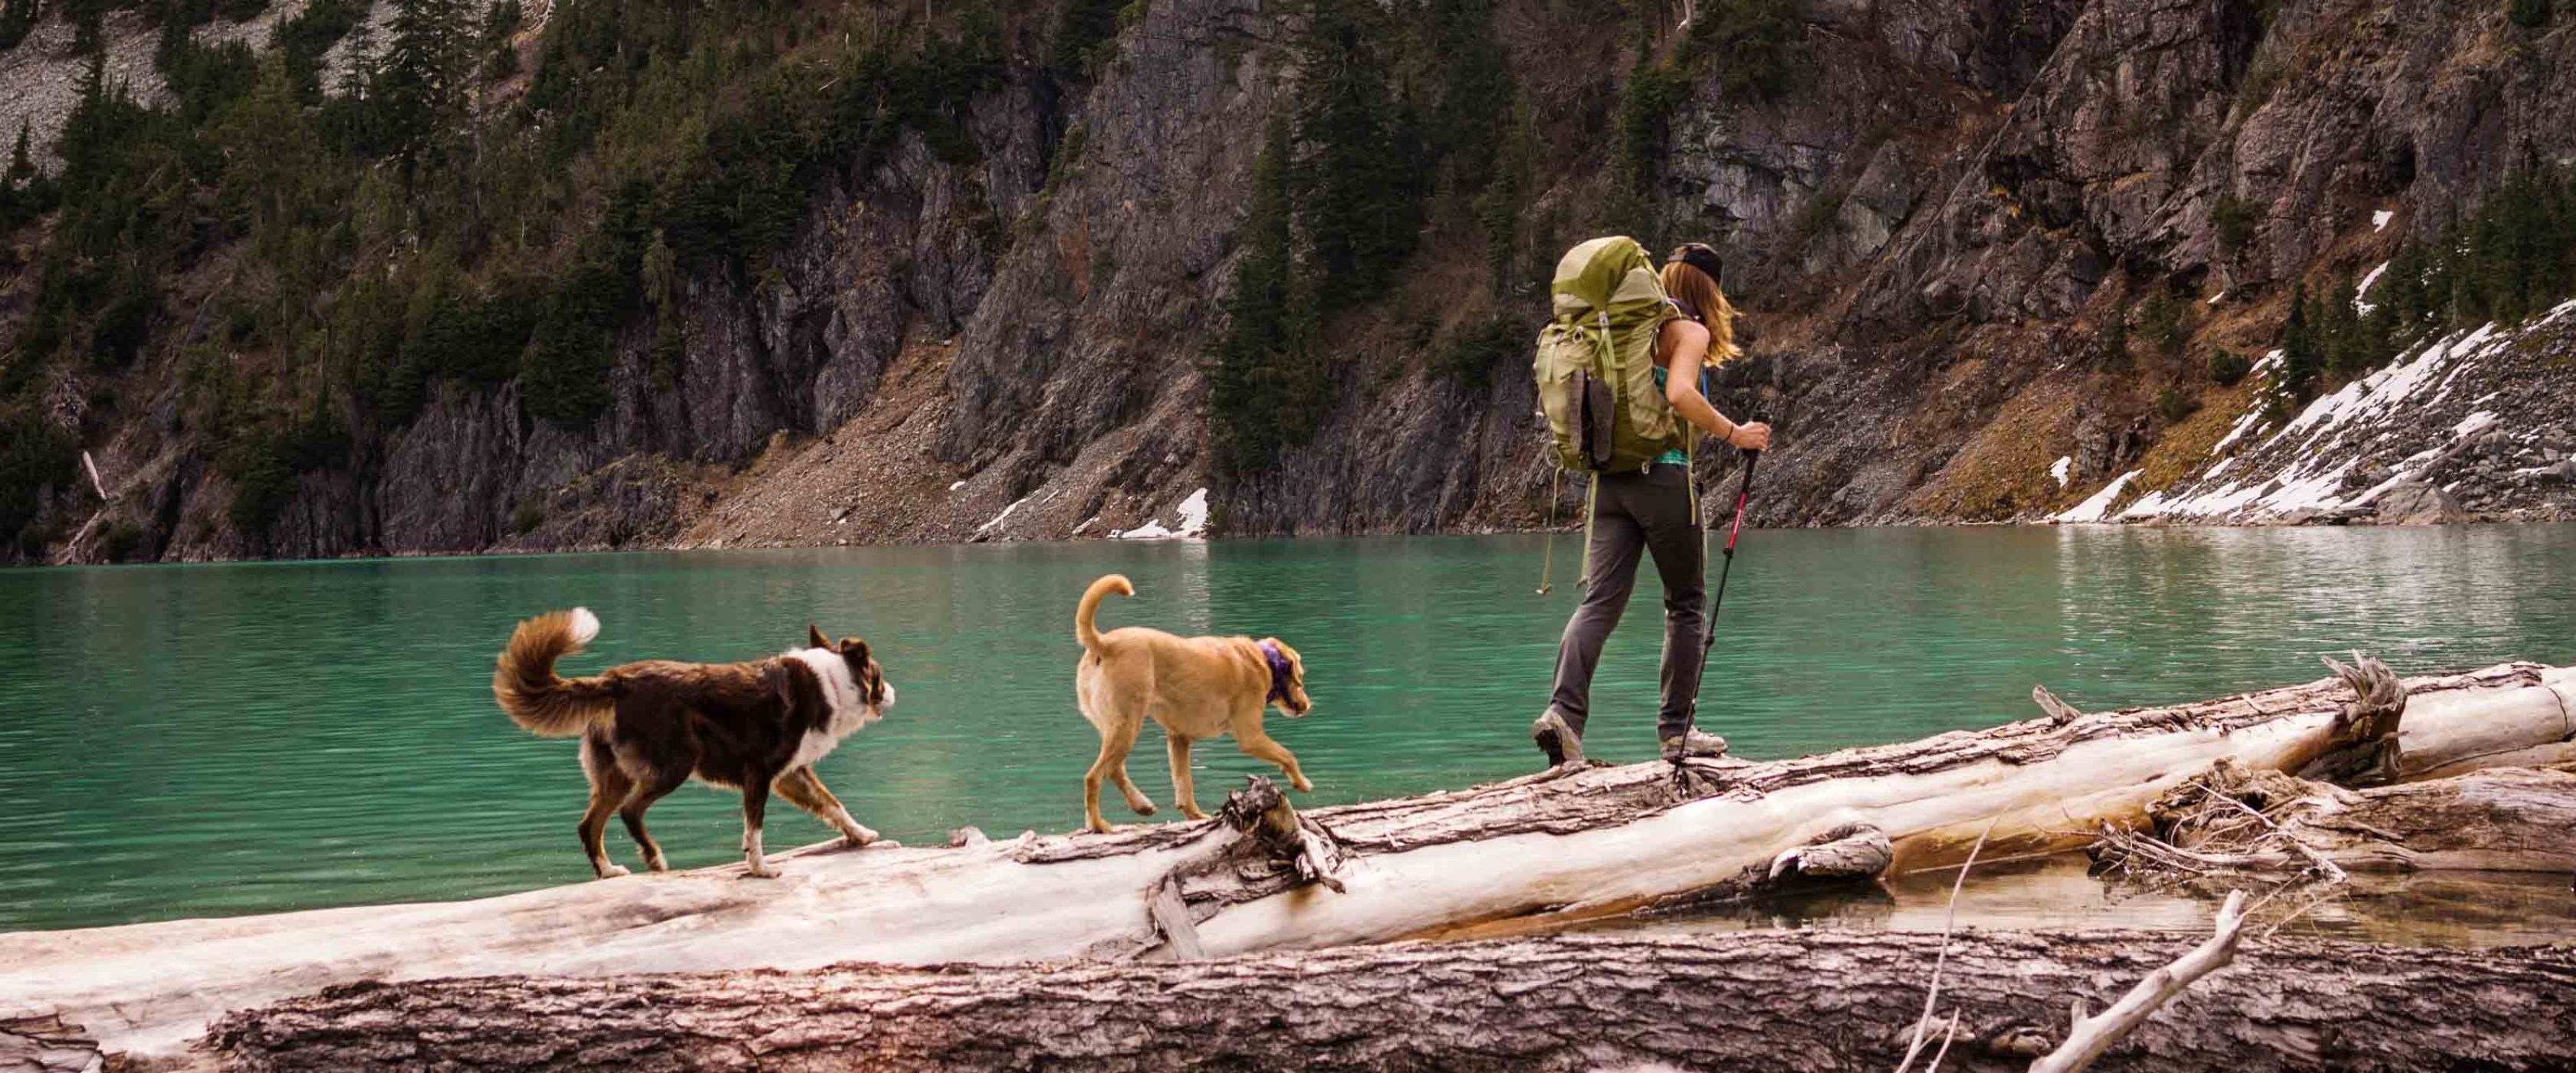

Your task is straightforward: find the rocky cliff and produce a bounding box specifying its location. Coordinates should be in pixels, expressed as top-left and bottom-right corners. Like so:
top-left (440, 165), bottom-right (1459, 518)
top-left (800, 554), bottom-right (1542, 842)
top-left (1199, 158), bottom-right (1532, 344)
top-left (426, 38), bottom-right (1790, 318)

top-left (4, 0), bottom-right (2574, 565)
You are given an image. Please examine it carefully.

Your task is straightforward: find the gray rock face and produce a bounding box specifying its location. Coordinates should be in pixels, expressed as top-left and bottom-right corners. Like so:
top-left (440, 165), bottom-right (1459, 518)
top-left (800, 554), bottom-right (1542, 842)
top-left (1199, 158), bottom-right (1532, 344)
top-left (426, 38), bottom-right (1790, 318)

top-left (2374, 481), bottom-right (2469, 526)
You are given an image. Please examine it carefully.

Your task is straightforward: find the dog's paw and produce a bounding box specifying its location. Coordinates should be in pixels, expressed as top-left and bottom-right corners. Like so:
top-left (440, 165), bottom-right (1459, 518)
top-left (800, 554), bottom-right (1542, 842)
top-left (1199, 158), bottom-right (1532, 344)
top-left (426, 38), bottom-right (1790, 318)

top-left (596, 864), bottom-right (632, 879)
top-left (1291, 776), bottom-right (1315, 793)
top-left (741, 864), bottom-right (781, 879)
top-left (644, 857), bottom-right (669, 873)
top-left (1131, 800), bottom-right (1158, 817)
top-left (842, 825), bottom-right (882, 848)
top-left (1179, 805), bottom-right (1211, 822)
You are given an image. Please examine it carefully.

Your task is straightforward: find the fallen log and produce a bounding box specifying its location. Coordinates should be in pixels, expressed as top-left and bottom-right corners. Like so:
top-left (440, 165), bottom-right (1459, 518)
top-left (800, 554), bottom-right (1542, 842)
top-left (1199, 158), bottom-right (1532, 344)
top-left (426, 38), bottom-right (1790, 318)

top-left (2096, 761), bottom-right (2576, 879)
top-left (8, 661), bottom-right (2573, 1062)
top-left (206, 931), bottom-right (2576, 1073)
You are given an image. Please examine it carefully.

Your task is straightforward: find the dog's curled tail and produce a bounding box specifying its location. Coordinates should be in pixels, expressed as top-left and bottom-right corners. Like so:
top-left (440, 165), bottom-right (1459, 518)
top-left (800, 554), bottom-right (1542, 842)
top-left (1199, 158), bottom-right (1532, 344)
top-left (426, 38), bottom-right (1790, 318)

top-left (493, 608), bottom-right (616, 737)
top-left (1074, 574), bottom-right (1134, 655)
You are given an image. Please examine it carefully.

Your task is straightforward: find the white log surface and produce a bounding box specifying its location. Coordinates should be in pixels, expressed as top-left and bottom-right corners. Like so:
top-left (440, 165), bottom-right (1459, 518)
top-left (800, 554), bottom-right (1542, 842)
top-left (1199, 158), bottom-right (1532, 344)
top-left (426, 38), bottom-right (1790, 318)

top-left (4, 662), bottom-right (2571, 1061)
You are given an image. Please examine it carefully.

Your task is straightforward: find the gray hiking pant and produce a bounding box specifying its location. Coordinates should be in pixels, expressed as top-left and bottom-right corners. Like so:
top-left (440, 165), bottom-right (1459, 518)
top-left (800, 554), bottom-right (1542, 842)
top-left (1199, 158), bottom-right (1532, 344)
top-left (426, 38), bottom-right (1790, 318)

top-left (1547, 463), bottom-right (1706, 742)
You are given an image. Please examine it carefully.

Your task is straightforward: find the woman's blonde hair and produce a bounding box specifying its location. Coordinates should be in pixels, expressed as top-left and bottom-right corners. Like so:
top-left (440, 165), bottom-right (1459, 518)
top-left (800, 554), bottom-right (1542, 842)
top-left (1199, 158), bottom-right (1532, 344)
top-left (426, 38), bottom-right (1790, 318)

top-left (1660, 256), bottom-right (1743, 365)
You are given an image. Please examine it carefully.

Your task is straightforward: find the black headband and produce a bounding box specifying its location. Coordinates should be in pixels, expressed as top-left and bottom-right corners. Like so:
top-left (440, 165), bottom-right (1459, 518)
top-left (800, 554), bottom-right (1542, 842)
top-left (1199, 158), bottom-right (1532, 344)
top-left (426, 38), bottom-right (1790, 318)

top-left (1665, 243), bottom-right (1723, 285)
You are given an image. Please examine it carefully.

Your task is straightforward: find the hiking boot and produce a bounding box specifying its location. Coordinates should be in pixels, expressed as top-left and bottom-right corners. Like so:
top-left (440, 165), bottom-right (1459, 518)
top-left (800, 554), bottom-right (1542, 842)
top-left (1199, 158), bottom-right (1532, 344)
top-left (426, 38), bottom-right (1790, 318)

top-left (1531, 708), bottom-right (1585, 767)
top-left (1661, 727), bottom-right (1729, 763)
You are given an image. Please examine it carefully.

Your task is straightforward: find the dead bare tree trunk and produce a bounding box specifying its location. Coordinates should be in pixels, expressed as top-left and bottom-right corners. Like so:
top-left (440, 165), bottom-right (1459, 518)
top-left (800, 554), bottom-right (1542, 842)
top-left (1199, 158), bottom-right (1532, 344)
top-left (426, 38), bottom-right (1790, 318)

top-left (207, 933), bottom-right (2576, 1073)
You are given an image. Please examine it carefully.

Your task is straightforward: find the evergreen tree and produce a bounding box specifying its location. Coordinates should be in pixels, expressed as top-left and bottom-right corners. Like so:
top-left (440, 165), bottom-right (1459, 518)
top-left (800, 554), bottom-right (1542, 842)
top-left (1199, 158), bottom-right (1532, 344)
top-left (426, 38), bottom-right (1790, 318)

top-left (2279, 283), bottom-right (2321, 401)
top-left (2509, 0), bottom-right (2550, 29)
top-left (1208, 118), bottom-right (1322, 477)
top-left (1292, 0), bottom-right (1424, 310)
top-left (376, 0), bottom-right (474, 167)
top-left (2380, 238), bottom-right (2430, 336)
top-left (2136, 288), bottom-right (2186, 356)
top-left (2321, 270), bottom-right (2367, 375)
top-left (478, 0), bottom-right (521, 79)
top-left (1048, 0), bottom-right (1123, 76)
top-left (0, 122), bottom-right (45, 226)
top-left (324, 15), bottom-right (383, 153)
top-left (1475, 100), bottom-right (1537, 298)
top-left (57, 50), bottom-right (113, 179)
top-left (1428, 0), bottom-right (1510, 196)
top-left (2096, 307), bottom-right (2131, 372)
top-left (4, 123), bottom-right (31, 188)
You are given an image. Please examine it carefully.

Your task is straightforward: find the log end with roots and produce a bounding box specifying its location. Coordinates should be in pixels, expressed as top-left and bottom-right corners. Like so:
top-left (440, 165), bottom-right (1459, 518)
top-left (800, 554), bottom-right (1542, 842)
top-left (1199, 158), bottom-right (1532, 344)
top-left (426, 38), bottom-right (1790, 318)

top-left (1142, 776), bottom-right (1349, 960)
top-left (2295, 652), bottom-right (2407, 786)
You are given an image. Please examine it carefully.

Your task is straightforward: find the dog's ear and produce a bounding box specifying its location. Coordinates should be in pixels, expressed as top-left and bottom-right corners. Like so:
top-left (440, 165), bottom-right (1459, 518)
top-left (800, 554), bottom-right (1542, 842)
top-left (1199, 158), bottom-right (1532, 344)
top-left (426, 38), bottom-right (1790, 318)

top-left (808, 623), bottom-right (831, 650)
top-left (771, 658), bottom-right (824, 717)
top-left (840, 638), bottom-right (871, 665)
top-left (1267, 639), bottom-right (1303, 678)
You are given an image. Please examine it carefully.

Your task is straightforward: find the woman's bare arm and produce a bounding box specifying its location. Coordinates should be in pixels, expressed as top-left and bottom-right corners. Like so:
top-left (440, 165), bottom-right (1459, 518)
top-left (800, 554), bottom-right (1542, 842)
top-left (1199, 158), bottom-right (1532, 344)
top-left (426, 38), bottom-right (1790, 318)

top-left (1661, 320), bottom-right (1770, 450)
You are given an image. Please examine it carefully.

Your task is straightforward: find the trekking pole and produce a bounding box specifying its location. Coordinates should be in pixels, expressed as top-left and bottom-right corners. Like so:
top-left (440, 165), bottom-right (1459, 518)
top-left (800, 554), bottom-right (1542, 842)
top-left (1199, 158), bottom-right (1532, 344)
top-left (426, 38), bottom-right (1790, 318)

top-left (1536, 470), bottom-right (1561, 594)
top-left (1692, 448), bottom-right (1760, 701)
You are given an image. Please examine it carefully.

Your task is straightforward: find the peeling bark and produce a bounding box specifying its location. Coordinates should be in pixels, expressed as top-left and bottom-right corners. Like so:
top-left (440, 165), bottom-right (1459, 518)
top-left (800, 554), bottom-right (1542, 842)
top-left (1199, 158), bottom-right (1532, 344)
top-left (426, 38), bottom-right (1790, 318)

top-left (0, 1017), bottom-right (104, 1073)
top-left (208, 933), bottom-right (2576, 1073)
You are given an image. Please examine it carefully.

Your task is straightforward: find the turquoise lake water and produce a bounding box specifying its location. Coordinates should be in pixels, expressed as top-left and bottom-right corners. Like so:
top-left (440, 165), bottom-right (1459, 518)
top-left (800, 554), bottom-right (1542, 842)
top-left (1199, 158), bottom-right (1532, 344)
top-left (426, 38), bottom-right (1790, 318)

top-left (3, 524), bottom-right (2572, 932)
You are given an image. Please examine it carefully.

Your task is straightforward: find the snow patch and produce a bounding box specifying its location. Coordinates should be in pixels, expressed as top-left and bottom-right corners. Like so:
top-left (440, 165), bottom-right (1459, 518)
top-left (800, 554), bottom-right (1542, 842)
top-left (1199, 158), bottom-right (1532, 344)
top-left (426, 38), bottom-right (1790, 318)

top-left (948, 480), bottom-right (967, 491)
top-left (1113, 488), bottom-right (1214, 541)
top-left (2210, 409), bottom-right (2266, 456)
top-left (2371, 209), bottom-right (2394, 232)
top-left (2452, 411), bottom-right (2496, 439)
top-left (2049, 456), bottom-right (2072, 488)
top-left (974, 494), bottom-right (1032, 539)
top-left (2353, 261), bottom-right (2388, 314)
top-left (2055, 470), bottom-right (2141, 523)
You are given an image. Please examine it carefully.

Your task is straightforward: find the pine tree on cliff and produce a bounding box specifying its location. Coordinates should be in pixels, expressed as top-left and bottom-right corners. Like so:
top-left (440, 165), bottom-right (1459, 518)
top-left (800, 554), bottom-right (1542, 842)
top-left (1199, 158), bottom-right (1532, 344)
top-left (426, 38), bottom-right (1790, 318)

top-left (1208, 119), bottom-right (1322, 477)
top-left (0, 122), bottom-right (43, 227)
top-left (2279, 283), bottom-right (2320, 402)
top-left (1429, 0), bottom-right (1511, 193)
top-left (2322, 270), bottom-right (2368, 375)
top-left (2380, 238), bottom-right (2431, 338)
top-left (1293, 0), bottom-right (1423, 311)
top-left (376, 0), bottom-right (474, 168)
top-left (2095, 307), bottom-right (2131, 372)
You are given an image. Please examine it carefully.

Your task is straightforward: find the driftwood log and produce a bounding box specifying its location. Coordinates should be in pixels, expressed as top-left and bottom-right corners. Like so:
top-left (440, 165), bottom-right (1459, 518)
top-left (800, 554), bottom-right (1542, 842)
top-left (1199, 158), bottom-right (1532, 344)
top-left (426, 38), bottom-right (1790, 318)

top-left (8, 661), bottom-right (2574, 1062)
top-left (2098, 761), bottom-right (2576, 880)
top-left (204, 932), bottom-right (2576, 1073)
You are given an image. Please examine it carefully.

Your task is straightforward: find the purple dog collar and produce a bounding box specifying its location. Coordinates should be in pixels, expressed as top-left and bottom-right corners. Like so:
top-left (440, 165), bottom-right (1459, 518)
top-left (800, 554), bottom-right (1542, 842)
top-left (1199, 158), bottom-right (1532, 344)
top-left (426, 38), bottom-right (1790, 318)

top-left (1258, 640), bottom-right (1293, 704)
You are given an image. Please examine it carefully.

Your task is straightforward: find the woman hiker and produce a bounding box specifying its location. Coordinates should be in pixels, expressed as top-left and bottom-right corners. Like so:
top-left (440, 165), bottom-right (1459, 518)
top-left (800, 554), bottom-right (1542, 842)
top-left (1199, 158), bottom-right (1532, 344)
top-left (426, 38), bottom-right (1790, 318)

top-left (1532, 242), bottom-right (1769, 768)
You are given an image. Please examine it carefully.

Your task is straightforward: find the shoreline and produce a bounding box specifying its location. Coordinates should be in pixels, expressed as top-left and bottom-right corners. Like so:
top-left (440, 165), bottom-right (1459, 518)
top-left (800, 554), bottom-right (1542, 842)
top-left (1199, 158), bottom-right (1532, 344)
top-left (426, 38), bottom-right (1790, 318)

top-left (14, 514), bottom-right (2576, 570)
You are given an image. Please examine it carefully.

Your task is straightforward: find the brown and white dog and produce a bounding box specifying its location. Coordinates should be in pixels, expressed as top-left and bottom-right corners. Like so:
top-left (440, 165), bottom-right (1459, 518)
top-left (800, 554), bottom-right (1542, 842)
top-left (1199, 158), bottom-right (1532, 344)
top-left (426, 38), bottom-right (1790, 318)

top-left (1073, 574), bottom-right (1313, 834)
top-left (492, 609), bottom-right (893, 878)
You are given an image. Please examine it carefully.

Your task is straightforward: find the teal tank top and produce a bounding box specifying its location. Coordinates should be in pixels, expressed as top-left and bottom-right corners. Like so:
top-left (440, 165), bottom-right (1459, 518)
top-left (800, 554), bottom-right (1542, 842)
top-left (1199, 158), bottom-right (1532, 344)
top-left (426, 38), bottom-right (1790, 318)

top-left (1648, 366), bottom-right (1687, 468)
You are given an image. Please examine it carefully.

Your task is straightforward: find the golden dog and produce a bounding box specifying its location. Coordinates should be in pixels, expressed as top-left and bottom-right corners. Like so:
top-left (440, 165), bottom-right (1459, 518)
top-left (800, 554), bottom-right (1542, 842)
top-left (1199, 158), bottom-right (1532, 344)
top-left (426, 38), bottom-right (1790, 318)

top-left (1072, 574), bottom-right (1313, 834)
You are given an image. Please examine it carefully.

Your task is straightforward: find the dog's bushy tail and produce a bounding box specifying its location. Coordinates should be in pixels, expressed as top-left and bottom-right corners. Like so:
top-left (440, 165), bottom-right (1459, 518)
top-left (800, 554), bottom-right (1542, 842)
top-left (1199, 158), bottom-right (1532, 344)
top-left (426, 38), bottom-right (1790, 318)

top-left (493, 609), bottom-right (616, 737)
top-left (1075, 575), bottom-right (1134, 655)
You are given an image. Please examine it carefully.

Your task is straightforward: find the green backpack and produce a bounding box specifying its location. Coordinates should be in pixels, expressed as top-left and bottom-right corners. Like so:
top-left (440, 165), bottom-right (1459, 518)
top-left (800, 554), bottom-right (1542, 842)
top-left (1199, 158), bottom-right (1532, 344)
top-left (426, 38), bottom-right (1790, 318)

top-left (1533, 236), bottom-right (1684, 474)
